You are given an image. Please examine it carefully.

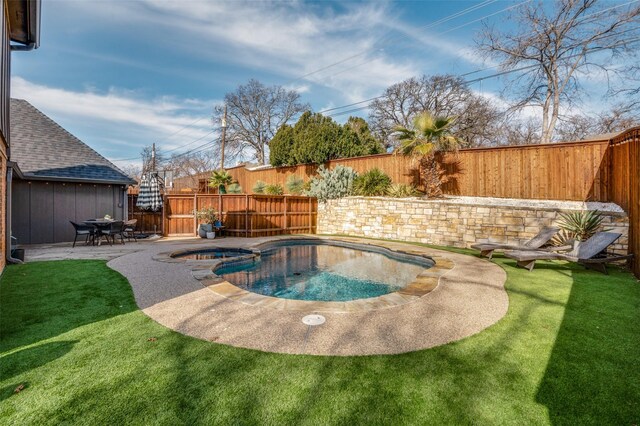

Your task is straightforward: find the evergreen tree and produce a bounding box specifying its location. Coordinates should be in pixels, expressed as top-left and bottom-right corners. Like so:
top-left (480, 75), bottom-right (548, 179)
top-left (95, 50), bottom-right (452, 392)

top-left (268, 112), bottom-right (385, 166)
top-left (269, 124), bottom-right (295, 166)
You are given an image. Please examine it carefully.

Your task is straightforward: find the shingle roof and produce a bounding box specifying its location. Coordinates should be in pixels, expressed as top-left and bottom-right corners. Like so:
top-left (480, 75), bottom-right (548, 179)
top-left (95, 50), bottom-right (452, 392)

top-left (9, 99), bottom-right (135, 184)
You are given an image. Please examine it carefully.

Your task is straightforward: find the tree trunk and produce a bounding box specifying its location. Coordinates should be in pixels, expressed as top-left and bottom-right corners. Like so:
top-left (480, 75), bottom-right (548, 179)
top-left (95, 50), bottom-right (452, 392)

top-left (419, 154), bottom-right (444, 198)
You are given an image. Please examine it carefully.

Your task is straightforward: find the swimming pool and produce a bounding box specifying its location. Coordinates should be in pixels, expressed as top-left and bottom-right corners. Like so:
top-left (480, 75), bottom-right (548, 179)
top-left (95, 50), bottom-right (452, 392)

top-left (214, 241), bottom-right (433, 302)
top-left (172, 247), bottom-right (253, 261)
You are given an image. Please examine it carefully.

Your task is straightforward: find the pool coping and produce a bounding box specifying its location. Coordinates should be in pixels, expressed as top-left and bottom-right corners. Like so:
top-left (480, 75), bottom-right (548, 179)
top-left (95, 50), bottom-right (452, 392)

top-left (153, 236), bottom-right (454, 313)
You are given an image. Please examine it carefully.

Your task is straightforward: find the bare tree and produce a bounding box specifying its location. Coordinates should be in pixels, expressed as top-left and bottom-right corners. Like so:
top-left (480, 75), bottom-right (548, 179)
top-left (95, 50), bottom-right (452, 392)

top-left (495, 117), bottom-right (541, 146)
top-left (556, 104), bottom-right (640, 140)
top-left (140, 145), bottom-right (165, 175)
top-left (214, 79), bottom-right (309, 165)
top-left (368, 74), bottom-right (503, 148)
top-left (119, 163), bottom-right (142, 181)
top-left (477, 0), bottom-right (640, 144)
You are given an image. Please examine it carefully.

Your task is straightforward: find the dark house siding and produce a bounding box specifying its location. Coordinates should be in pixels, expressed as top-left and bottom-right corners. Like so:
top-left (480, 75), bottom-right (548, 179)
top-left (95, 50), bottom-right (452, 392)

top-left (12, 179), bottom-right (127, 244)
top-left (1, 0), bottom-right (11, 270)
top-left (0, 0), bottom-right (10, 143)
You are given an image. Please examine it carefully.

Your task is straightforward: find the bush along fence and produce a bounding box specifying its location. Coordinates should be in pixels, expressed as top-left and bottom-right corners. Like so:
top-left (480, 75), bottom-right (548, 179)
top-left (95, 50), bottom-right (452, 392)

top-left (128, 194), bottom-right (317, 237)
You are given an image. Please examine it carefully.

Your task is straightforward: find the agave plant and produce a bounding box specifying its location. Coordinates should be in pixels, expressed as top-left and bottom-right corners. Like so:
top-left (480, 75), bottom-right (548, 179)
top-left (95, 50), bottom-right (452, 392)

top-left (226, 183), bottom-right (243, 194)
top-left (252, 180), bottom-right (267, 194)
top-left (285, 175), bottom-right (305, 195)
top-left (352, 168), bottom-right (392, 196)
top-left (385, 183), bottom-right (422, 198)
top-left (306, 165), bottom-right (358, 202)
top-left (553, 210), bottom-right (606, 244)
top-left (208, 170), bottom-right (234, 194)
top-left (264, 183), bottom-right (284, 195)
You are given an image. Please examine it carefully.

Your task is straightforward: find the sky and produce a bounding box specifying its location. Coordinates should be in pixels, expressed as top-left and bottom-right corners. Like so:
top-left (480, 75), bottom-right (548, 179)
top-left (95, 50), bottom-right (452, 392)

top-left (10, 0), bottom-right (630, 169)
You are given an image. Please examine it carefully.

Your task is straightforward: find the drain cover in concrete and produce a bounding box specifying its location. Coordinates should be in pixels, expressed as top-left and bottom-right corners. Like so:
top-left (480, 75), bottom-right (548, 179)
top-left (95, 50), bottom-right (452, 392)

top-left (302, 314), bottom-right (326, 326)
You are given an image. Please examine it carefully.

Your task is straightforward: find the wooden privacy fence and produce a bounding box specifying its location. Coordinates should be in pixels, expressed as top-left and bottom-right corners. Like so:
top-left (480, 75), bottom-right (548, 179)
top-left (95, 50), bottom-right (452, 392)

top-left (128, 194), bottom-right (162, 234)
top-left (174, 139), bottom-right (612, 202)
top-left (162, 194), bottom-right (317, 237)
top-left (607, 128), bottom-right (640, 279)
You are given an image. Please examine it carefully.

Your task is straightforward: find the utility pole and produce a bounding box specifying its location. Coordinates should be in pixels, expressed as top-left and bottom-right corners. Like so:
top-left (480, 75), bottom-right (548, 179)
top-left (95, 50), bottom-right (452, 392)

top-left (220, 105), bottom-right (227, 170)
top-left (151, 142), bottom-right (156, 172)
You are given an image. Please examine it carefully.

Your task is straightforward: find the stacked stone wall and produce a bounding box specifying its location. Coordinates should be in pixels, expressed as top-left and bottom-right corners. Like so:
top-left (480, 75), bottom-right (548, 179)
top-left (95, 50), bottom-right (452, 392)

top-left (317, 197), bottom-right (629, 255)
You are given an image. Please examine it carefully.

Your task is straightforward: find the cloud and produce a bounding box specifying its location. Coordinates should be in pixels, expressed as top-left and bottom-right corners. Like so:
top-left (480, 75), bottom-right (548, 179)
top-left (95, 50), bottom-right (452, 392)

top-left (11, 76), bottom-right (219, 160)
top-left (67, 0), bottom-right (420, 102)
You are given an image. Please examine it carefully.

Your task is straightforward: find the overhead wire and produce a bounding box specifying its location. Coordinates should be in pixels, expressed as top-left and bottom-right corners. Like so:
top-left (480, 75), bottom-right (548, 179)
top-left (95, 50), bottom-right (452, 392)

top-left (285, 0), bottom-right (500, 86)
top-left (321, 35), bottom-right (640, 119)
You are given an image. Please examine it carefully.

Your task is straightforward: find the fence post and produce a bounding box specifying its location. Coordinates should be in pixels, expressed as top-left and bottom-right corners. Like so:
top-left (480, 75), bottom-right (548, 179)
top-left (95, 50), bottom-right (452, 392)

top-left (193, 193), bottom-right (198, 235)
top-left (308, 197), bottom-right (312, 234)
top-left (218, 193), bottom-right (222, 223)
top-left (245, 194), bottom-right (249, 238)
top-left (283, 196), bottom-right (288, 234)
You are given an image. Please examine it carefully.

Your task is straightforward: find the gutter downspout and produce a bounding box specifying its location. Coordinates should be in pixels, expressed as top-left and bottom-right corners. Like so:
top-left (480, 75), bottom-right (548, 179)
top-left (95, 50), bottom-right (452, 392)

top-left (6, 166), bottom-right (23, 264)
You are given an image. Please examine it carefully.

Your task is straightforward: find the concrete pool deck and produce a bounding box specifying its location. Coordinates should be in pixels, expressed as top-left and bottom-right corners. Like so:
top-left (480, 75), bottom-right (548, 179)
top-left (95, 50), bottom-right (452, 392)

top-left (21, 236), bottom-right (508, 355)
top-left (101, 235), bottom-right (508, 356)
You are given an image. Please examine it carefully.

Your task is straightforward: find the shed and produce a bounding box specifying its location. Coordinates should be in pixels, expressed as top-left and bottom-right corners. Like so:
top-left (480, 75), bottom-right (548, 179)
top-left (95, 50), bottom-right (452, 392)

top-left (10, 99), bottom-right (135, 244)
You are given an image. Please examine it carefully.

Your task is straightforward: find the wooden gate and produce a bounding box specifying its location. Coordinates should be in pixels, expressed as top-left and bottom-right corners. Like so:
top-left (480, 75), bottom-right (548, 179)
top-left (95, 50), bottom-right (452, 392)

top-left (163, 194), bottom-right (317, 237)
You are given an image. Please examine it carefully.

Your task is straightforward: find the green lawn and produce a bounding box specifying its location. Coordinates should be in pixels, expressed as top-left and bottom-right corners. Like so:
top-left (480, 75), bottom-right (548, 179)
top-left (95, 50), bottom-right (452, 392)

top-left (1, 250), bottom-right (639, 425)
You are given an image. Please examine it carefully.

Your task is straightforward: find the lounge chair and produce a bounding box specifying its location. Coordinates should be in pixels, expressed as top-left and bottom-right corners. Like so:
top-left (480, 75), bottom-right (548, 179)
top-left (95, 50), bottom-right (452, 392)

top-left (471, 226), bottom-right (560, 259)
top-left (504, 232), bottom-right (633, 274)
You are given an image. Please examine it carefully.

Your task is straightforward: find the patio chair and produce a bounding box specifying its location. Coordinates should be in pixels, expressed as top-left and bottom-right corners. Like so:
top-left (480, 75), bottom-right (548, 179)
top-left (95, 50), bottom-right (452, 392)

top-left (213, 220), bottom-right (225, 237)
top-left (123, 219), bottom-right (138, 242)
top-left (503, 232), bottom-right (633, 274)
top-left (99, 221), bottom-right (125, 246)
top-left (70, 221), bottom-right (96, 248)
top-left (471, 226), bottom-right (561, 259)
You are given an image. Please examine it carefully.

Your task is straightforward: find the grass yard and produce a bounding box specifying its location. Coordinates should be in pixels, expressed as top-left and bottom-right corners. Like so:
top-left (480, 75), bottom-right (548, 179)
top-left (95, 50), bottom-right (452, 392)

top-left (1, 249), bottom-right (639, 425)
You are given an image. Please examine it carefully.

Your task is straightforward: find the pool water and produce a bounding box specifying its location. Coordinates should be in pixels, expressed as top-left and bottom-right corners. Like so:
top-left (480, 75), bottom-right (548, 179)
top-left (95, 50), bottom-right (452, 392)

top-left (173, 248), bottom-right (251, 260)
top-left (215, 243), bottom-right (429, 302)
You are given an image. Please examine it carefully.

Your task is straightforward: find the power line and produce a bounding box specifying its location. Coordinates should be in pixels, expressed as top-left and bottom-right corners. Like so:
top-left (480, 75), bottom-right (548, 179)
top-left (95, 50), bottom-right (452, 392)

top-left (111, 128), bottom-right (217, 163)
top-left (320, 35), bottom-right (640, 119)
top-left (285, 0), bottom-right (500, 86)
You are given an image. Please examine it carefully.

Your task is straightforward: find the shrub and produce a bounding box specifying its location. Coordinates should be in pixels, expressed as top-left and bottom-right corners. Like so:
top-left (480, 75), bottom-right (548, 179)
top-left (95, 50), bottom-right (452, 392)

top-left (208, 170), bottom-right (234, 194)
top-left (196, 207), bottom-right (218, 225)
top-left (252, 180), bottom-right (267, 194)
top-left (227, 183), bottom-right (243, 194)
top-left (386, 183), bottom-right (422, 198)
top-left (264, 184), bottom-right (284, 195)
top-left (306, 165), bottom-right (358, 202)
top-left (353, 168), bottom-right (392, 196)
top-left (285, 175), bottom-right (305, 195)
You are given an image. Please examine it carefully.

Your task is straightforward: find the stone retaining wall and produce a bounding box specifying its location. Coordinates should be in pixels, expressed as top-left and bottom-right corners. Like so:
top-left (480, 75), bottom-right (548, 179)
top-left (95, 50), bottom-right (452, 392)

top-left (317, 197), bottom-right (629, 255)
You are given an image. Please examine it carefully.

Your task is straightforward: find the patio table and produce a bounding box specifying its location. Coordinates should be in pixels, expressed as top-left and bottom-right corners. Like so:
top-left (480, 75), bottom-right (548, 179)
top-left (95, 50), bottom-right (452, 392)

top-left (83, 219), bottom-right (117, 246)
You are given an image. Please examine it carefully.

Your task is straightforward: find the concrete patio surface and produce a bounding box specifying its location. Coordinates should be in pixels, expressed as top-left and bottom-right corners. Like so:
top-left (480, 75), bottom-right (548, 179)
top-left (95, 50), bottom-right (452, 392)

top-left (22, 235), bottom-right (508, 356)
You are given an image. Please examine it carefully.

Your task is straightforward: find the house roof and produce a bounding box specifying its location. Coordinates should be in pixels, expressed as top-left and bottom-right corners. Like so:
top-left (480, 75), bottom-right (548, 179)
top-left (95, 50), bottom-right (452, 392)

top-left (10, 99), bottom-right (135, 185)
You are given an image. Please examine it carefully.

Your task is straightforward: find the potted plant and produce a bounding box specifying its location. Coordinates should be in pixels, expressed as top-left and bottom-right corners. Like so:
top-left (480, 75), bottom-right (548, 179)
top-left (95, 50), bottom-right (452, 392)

top-left (208, 170), bottom-right (234, 194)
top-left (196, 207), bottom-right (218, 238)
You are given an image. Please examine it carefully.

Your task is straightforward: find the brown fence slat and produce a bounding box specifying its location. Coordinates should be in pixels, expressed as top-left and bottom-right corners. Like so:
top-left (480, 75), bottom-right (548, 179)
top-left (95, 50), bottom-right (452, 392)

top-left (130, 194), bottom-right (318, 238)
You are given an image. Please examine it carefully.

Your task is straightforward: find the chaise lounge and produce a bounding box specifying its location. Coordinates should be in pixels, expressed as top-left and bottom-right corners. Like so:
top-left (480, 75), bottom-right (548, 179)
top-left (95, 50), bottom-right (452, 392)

top-left (503, 232), bottom-right (633, 274)
top-left (471, 226), bottom-right (560, 259)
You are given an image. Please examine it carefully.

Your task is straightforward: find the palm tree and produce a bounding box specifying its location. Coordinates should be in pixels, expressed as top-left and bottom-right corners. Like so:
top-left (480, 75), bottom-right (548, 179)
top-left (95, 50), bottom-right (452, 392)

top-left (208, 170), bottom-right (234, 194)
top-left (394, 113), bottom-right (460, 197)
